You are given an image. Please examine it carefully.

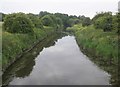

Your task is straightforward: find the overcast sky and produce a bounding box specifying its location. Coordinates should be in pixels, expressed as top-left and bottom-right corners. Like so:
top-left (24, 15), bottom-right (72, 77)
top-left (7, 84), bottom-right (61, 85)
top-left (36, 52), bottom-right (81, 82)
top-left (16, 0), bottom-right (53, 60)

top-left (0, 0), bottom-right (119, 18)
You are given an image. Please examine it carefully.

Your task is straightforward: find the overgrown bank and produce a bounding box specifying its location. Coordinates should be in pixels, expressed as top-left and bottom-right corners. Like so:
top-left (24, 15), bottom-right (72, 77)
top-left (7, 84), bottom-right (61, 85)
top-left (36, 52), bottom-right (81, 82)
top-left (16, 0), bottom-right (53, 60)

top-left (2, 11), bottom-right (119, 85)
top-left (2, 26), bottom-right (55, 72)
top-left (2, 12), bottom-right (91, 72)
top-left (2, 12), bottom-right (64, 72)
top-left (2, 33), bottom-right (66, 86)
top-left (67, 24), bottom-right (119, 85)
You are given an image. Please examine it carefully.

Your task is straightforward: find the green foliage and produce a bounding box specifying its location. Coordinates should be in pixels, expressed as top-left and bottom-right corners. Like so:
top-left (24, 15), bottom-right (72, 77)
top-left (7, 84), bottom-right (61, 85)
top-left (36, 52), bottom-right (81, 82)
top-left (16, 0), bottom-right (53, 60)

top-left (3, 12), bottom-right (75, 70)
top-left (41, 14), bottom-right (64, 31)
top-left (82, 17), bottom-right (91, 27)
top-left (41, 15), bottom-right (54, 26)
top-left (2, 12), bottom-right (62, 71)
top-left (67, 24), bottom-right (118, 61)
top-left (68, 18), bottom-right (80, 27)
top-left (2, 27), bottom-right (51, 70)
top-left (27, 13), bottom-right (43, 29)
top-left (55, 17), bottom-right (63, 31)
top-left (69, 24), bottom-right (118, 85)
top-left (92, 12), bottom-right (112, 22)
top-left (0, 12), bottom-right (5, 22)
top-left (39, 11), bottom-right (50, 18)
top-left (3, 13), bottom-right (34, 34)
top-left (54, 13), bottom-right (70, 29)
top-left (92, 12), bottom-right (113, 32)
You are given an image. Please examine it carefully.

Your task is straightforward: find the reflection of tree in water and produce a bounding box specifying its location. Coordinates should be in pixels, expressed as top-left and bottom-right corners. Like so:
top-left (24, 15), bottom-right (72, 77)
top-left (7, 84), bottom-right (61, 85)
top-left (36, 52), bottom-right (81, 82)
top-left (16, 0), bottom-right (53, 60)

top-left (15, 56), bottom-right (35, 78)
top-left (3, 33), bottom-right (67, 86)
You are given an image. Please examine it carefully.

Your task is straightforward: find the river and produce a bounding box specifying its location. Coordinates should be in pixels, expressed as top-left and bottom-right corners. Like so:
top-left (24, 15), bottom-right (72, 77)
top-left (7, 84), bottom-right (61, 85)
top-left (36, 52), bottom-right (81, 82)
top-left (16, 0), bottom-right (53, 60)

top-left (3, 34), bottom-right (110, 85)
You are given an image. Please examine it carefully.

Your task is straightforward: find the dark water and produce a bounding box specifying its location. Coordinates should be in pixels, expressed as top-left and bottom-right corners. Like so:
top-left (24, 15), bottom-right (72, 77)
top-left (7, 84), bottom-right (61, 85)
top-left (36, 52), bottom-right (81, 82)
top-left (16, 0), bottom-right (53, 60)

top-left (3, 34), bottom-right (110, 85)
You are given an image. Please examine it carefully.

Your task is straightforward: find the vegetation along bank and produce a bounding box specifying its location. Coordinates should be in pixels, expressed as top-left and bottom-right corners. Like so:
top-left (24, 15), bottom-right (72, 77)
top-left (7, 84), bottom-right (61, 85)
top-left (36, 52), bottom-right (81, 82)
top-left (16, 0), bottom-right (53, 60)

top-left (1, 11), bottom-right (90, 72)
top-left (67, 12), bottom-right (119, 85)
top-left (1, 11), bottom-right (119, 85)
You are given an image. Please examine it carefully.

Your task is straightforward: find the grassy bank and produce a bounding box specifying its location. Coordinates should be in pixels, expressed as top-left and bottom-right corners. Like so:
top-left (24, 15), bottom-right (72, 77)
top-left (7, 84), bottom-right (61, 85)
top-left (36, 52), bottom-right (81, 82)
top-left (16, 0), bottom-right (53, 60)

top-left (2, 23), bottom-right (56, 71)
top-left (67, 24), bottom-right (119, 85)
top-left (2, 33), bottom-right (65, 86)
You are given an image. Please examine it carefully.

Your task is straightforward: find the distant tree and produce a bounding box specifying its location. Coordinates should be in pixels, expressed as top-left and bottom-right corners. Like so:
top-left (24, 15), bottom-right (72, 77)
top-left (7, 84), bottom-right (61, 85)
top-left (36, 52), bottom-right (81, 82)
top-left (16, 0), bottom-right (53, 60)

top-left (3, 13), bottom-right (34, 33)
top-left (82, 17), bottom-right (91, 27)
top-left (69, 15), bottom-right (78, 19)
top-left (67, 18), bottom-right (80, 27)
top-left (55, 17), bottom-right (63, 31)
top-left (92, 12), bottom-right (113, 32)
top-left (0, 12), bottom-right (5, 21)
top-left (78, 15), bottom-right (86, 22)
top-left (103, 15), bottom-right (112, 32)
top-left (112, 14), bottom-right (118, 32)
top-left (27, 13), bottom-right (43, 29)
top-left (54, 13), bottom-right (70, 30)
top-left (39, 11), bottom-right (50, 18)
top-left (92, 12), bottom-right (112, 23)
top-left (41, 15), bottom-right (54, 27)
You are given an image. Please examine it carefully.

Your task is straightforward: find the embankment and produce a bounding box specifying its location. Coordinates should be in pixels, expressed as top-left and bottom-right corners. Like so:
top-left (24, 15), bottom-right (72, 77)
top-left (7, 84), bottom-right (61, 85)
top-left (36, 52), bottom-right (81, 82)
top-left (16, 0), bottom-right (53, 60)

top-left (67, 24), bottom-right (119, 85)
top-left (2, 25), bottom-right (56, 72)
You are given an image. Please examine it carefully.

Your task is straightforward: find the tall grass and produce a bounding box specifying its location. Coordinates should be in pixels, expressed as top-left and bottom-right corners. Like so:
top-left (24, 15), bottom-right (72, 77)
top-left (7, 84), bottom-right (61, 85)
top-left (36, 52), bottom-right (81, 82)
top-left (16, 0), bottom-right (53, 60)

top-left (67, 24), bottom-right (119, 85)
top-left (2, 25), bottom-right (55, 71)
top-left (67, 24), bottom-right (118, 62)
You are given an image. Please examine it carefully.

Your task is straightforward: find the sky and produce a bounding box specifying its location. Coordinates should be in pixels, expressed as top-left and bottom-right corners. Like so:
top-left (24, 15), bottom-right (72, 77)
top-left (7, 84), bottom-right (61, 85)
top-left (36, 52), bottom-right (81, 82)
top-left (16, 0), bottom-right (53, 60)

top-left (0, 0), bottom-right (119, 18)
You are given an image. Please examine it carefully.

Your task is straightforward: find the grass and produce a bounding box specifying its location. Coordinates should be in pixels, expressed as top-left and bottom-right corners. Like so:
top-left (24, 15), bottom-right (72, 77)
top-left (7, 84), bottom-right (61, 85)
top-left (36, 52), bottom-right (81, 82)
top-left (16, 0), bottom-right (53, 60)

top-left (67, 24), bottom-right (118, 61)
top-left (67, 24), bottom-right (119, 85)
top-left (2, 24), bottom-right (56, 71)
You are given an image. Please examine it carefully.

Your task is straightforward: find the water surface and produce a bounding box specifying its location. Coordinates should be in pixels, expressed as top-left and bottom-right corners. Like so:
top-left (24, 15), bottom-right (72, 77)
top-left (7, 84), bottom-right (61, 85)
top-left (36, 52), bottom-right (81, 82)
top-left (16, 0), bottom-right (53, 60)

top-left (3, 35), bottom-right (110, 85)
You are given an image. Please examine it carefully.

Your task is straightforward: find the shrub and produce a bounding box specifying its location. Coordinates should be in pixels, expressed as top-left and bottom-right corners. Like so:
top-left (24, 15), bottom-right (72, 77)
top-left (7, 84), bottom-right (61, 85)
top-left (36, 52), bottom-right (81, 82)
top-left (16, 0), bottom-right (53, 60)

top-left (92, 12), bottom-right (113, 32)
top-left (41, 15), bottom-right (54, 26)
top-left (27, 13), bottom-right (43, 29)
top-left (3, 13), bottom-right (34, 34)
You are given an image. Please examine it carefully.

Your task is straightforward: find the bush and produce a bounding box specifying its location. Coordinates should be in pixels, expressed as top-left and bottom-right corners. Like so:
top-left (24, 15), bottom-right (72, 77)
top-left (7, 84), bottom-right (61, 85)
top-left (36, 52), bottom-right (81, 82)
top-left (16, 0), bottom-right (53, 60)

top-left (82, 17), bottom-right (91, 27)
top-left (41, 15), bottom-right (54, 26)
top-left (27, 13), bottom-right (43, 29)
top-left (3, 13), bottom-right (34, 34)
top-left (92, 12), bottom-right (113, 32)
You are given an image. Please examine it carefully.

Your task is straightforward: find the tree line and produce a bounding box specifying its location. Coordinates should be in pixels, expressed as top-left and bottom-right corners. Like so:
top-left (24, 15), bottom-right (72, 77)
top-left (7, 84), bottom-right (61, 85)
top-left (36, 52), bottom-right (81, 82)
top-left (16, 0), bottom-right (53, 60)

top-left (1, 11), bottom-right (119, 35)
top-left (1, 11), bottom-right (91, 33)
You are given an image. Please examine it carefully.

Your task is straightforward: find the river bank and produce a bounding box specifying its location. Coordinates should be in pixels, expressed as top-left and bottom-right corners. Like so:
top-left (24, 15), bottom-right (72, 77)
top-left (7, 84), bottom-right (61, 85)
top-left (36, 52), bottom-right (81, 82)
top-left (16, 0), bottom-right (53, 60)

top-left (3, 35), bottom-right (110, 85)
top-left (3, 33), bottom-right (66, 86)
top-left (2, 24), bottom-right (57, 72)
top-left (67, 24), bottom-right (119, 85)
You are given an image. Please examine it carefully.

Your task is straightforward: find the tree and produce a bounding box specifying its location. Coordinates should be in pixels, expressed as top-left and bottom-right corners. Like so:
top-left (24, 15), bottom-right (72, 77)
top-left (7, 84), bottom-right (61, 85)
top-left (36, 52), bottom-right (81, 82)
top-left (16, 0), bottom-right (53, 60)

top-left (92, 12), bottom-right (113, 32)
top-left (82, 17), bottom-right (91, 27)
top-left (41, 15), bottom-right (54, 27)
top-left (54, 13), bottom-right (70, 30)
top-left (67, 18), bottom-right (80, 27)
top-left (27, 13), bottom-right (43, 29)
top-left (3, 12), bottom-right (34, 33)
top-left (0, 12), bottom-right (5, 21)
top-left (103, 15), bottom-right (112, 32)
top-left (55, 17), bottom-right (63, 31)
top-left (39, 11), bottom-right (50, 18)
